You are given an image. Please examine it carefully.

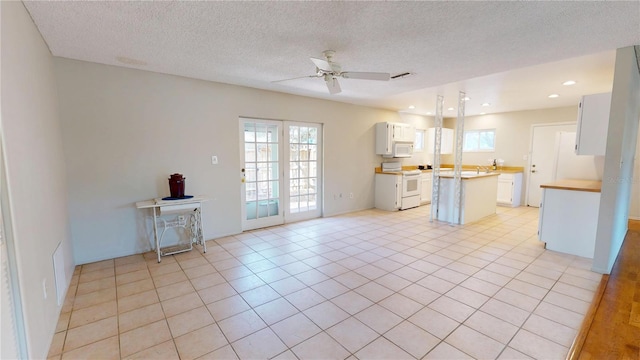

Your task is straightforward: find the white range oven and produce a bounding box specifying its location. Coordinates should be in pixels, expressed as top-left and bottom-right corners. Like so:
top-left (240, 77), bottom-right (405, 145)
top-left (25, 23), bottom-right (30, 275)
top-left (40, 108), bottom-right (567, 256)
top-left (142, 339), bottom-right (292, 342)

top-left (381, 162), bottom-right (422, 210)
top-left (400, 170), bottom-right (422, 209)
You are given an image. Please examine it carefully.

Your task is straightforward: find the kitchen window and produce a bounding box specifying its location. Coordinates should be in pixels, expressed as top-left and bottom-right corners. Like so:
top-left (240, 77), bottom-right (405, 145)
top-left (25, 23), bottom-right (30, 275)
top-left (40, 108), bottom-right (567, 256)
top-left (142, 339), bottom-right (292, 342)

top-left (414, 129), bottom-right (425, 152)
top-left (463, 129), bottom-right (495, 152)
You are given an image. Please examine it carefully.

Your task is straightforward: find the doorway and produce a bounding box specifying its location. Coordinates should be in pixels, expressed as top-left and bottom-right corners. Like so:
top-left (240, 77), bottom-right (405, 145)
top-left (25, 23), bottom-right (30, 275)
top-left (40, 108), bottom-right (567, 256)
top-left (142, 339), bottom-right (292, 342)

top-left (0, 138), bottom-right (28, 359)
top-left (240, 118), bottom-right (323, 231)
top-left (526, 122), bottom-right (576, 207)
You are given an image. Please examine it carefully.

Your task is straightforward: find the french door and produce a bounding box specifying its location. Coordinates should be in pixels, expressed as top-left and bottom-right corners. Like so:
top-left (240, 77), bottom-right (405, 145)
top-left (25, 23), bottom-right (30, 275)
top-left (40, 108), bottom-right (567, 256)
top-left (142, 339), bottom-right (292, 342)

top-left (240, 118), bottom-right (322, 231)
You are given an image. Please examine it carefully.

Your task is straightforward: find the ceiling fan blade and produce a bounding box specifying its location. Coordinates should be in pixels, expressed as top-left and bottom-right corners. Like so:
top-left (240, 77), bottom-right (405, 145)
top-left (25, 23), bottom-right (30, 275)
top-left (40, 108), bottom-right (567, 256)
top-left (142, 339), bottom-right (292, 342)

top-left (341, 71), bottom-right (391, 81)
top-left (271, 75), bottom-right (318, 83)
top-left (325, 76), bottom-right (342, 94)
top-left (311, 57), bottom-right (333, 72)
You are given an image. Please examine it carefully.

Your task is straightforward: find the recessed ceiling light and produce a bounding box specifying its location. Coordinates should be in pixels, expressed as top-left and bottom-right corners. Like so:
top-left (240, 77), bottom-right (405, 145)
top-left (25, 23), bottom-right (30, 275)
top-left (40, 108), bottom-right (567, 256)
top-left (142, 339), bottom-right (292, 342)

top-left (408, 105), bottom-right (415, 109)
top-left (447, 107), bottom-right (454, 111)
top-left (427, 112), bottom-right (432, 115)
top-left (463, 97), bottom-right (470, 101)
top-left (562, 80), bottom-right (576, 86)
top-left (548, 94), bottom-right (560, 98)
top-left (480, 112), bottom-right (486, 115)
top-left (481, 103), bottom-right (490, 107)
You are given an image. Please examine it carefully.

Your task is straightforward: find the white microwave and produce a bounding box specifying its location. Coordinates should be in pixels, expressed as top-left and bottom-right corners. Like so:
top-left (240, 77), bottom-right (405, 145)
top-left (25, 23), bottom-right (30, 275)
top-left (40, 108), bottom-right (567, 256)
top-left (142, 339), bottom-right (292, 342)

top-left (384, 142), bottom-right (414, 158)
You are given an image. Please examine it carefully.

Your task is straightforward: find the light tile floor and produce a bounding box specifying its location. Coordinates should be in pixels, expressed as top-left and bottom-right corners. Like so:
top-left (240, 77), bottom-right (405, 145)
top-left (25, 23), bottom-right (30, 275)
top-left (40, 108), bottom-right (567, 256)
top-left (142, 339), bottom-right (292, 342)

top-left (48, 205), bottom-right (601, 360)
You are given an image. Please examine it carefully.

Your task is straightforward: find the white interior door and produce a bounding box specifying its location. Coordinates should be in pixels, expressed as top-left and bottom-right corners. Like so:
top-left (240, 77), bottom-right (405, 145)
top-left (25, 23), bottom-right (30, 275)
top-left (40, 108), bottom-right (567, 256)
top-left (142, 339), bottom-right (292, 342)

top-left (240, 119), bottom-right (323, 231)
top-left (526, 123), bottom-right (576, 207)
top-left (241, 119), bottom-right (284, 230)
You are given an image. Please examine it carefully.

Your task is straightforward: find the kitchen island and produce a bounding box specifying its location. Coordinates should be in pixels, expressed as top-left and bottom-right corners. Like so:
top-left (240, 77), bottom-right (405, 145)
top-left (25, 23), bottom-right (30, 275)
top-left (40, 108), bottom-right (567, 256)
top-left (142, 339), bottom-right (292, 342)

top-left (538, 179), bottom-right (601, 258)
top-left (435, 171), bottom-right (499, 224)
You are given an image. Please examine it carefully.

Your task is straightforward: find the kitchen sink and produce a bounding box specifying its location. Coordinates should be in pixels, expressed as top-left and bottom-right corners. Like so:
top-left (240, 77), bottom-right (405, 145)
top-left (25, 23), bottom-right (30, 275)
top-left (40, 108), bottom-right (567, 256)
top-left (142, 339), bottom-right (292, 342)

top-left (439, 170), bottom-right (492, 177)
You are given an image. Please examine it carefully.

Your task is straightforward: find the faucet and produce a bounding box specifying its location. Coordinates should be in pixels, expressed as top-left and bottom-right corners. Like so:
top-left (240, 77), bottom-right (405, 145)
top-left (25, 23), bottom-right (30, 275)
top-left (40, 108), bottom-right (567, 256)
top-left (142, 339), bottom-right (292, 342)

top-left (476, 166), bottom-right (491, 174)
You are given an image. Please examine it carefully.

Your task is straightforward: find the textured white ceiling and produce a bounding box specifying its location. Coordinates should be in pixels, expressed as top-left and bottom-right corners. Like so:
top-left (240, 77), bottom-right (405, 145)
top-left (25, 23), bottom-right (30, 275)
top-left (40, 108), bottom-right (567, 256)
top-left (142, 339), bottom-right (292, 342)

top-left (23, 1), bottom-right (640, 116)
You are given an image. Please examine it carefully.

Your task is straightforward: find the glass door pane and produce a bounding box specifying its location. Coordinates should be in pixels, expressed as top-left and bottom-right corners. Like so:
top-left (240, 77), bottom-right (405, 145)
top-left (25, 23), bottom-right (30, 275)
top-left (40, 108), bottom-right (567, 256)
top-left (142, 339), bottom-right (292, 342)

top-left (241, 119), bottom-right (283, 230)
top-left (286, 123), bottom-right (322, 221)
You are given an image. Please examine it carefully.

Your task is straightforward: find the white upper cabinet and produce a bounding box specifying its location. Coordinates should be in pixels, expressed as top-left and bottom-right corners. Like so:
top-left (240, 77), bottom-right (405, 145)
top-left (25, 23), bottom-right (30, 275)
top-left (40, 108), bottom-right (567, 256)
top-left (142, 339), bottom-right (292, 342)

top-left (392, 123), bottom-right (416, 143)
top-left (375, 122), bottom-right (415, 156)
top-left (426, 128), bottom-right (454, 154)
top-left (575, 92), bottom-right (612, 156)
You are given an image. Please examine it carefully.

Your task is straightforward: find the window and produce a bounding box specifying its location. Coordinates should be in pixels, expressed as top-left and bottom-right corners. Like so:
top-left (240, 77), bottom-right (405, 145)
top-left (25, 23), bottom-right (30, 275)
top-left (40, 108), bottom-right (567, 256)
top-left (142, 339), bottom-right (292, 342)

top-left (463, 129), bottom-right (495, 152)
top-left (414, 129), bottom-right (425, 152)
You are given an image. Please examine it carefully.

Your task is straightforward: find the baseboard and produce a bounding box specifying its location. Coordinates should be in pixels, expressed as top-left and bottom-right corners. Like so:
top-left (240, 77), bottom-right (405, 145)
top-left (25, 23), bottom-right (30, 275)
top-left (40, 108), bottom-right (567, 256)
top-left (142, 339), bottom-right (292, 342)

top-left (566, 274), bottom-right (609, 360)
top-left (323, 207), bottom-right (374, 218)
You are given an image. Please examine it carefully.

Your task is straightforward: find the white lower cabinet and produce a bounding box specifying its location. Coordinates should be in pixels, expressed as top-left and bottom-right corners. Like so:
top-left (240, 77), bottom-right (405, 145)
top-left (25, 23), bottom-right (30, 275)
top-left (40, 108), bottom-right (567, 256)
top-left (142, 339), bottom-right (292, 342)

top-left (437, 175), bottom-right (499, 224)
top-left (421, 172), bottom-right (432, 204)
top-left (374, 173), bottom-right (401, 211)
top-left (538, 187), bottom-right (600, 258)
top-left (496, 173), bottom-right (522, 207)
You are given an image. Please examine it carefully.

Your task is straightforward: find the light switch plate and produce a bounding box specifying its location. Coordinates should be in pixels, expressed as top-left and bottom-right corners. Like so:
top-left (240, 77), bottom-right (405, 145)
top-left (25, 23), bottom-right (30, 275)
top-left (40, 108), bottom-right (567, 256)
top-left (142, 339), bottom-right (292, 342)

top-left (211, 156), bottom-right (218, 165)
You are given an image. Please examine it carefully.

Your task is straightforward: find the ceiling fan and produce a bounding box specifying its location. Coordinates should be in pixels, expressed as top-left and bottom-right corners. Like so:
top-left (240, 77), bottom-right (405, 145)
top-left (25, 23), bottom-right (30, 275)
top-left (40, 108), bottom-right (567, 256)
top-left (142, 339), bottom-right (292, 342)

top-left (273, 50), bottom-right (391, 94)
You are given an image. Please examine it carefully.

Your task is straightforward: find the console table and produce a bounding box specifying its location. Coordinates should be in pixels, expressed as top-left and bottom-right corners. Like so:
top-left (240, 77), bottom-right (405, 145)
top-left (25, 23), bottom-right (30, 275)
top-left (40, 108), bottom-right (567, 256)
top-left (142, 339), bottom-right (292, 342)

top-left (136, 196), bottom-right (208, 262)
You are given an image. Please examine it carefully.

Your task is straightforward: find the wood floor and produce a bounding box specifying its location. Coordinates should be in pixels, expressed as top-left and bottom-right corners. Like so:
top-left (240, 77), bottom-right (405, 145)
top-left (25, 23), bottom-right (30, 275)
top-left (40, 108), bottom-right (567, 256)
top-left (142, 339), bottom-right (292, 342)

top-left (571, 220), bottom-right (640, 359)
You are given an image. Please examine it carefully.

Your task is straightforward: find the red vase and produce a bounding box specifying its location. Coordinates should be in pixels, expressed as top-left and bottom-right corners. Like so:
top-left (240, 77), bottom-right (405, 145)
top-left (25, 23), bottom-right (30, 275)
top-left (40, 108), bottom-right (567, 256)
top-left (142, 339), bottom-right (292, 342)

top-left (168, 173), bottom-right (185, 198)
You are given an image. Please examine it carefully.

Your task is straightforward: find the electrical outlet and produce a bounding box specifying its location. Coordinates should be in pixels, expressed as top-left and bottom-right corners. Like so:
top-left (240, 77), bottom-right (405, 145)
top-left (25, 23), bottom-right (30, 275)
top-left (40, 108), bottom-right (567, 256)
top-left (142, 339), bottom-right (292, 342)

top-left (211, 155), bottom-right (218, 165)
top-left (42, 278), bottom-right (48, 299)
top-left (349, 192), bottom-right (354, 199)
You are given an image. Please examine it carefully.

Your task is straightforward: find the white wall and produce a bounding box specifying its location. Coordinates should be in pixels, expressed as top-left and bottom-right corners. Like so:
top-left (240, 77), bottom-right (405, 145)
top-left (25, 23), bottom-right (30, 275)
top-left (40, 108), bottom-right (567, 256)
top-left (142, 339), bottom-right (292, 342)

top-left (1, 2), bottom-right (74, 358)
top-left (593, 46), bottom-right (640, 274)
top-left (441, 107), bottom-right (579, 204)
top-left (630, 130), bottom-right (640, 219)
top-left (54, 58), bottom-right (428, 264)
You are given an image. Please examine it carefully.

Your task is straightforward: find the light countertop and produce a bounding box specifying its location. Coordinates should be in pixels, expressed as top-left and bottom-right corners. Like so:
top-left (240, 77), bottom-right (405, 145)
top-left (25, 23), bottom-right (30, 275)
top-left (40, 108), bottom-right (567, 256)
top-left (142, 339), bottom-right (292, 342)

top-left (540, 179), bottom-right (602, 193)
top-left (438, 172), bottom-right (500, 180)
top-left (375, 165), bottom-right (524, 175)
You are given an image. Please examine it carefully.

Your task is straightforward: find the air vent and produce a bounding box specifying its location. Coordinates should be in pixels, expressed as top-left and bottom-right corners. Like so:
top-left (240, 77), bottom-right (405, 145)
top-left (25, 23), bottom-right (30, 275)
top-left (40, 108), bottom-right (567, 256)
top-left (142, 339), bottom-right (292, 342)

top-left (391, 72), bottom-right (414, 80)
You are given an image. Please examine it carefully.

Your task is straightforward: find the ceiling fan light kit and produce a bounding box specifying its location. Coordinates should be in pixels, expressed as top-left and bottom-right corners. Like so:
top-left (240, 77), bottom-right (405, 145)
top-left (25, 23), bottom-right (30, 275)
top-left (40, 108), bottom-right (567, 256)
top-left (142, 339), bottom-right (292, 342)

top-left (275, 50), bottom-right (391, 94)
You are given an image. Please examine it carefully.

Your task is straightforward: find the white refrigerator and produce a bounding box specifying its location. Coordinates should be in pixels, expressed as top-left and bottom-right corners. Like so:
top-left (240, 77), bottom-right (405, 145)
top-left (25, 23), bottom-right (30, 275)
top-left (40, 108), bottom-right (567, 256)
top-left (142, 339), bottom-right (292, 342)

top-left (551, 131), bottom-right (603, 181)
